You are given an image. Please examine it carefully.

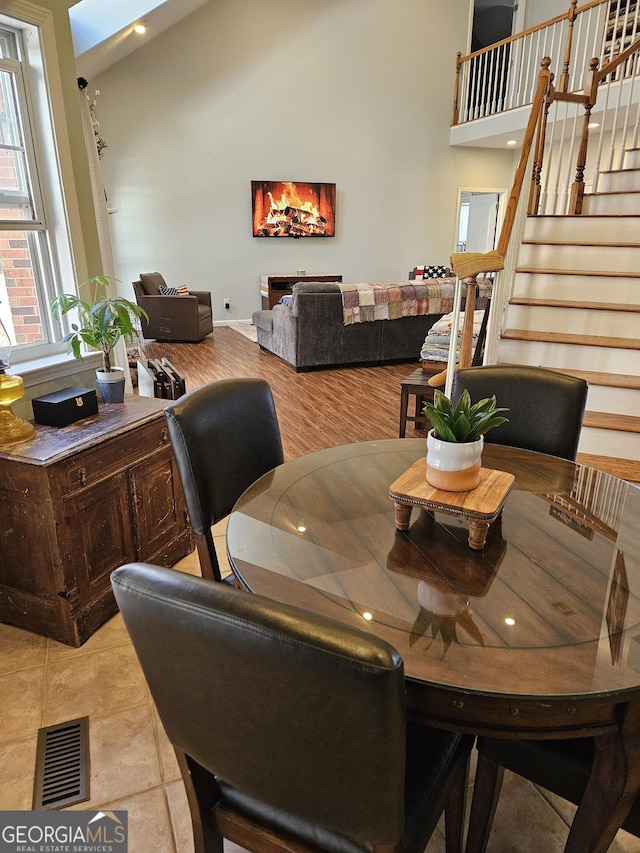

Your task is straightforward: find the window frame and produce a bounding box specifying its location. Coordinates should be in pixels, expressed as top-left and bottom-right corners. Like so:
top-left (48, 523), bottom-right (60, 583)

top-left (0, 6), bottom-right (90, 374)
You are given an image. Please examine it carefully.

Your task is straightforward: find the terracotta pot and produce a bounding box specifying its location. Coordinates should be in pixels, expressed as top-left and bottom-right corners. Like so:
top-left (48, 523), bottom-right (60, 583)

top-left (426, 429), bottom-right (483, 491)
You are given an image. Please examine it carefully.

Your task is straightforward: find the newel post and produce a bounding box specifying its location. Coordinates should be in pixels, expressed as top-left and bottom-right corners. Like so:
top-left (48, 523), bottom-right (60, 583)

top-left (452, 52), bottom-right (462, 126)
top-left (569, 57), bottom-right (599, 215)
top-left (529, 58), bottom-right (554, 216)
top-left (559, 0), bottom-right (579, 92)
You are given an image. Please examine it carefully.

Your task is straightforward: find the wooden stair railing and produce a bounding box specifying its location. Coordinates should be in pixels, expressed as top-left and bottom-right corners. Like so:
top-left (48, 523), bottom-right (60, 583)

top-left (527, 35), bottom-right (640, 216)
top-left (560, 36), bottom-right (640, 214)
top-left (438, 32), bottom-right (640, 390)
top-left (430, 62), bottom-right (554, 389)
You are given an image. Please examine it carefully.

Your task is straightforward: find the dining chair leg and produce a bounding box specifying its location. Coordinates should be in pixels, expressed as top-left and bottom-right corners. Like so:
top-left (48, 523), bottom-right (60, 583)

top-left (464, 752), bottom-right (505, 853)
top-left (399, 385), bottom-right (410, 437)
top-left (176, 751), bottom-right (224, 853)
top-left (444, 753), bottom-right (470, 853)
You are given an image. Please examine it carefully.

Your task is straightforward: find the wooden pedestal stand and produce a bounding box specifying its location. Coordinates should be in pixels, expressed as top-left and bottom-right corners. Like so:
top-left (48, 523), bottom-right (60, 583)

top-left (389, 457), bottom-right (515, 550)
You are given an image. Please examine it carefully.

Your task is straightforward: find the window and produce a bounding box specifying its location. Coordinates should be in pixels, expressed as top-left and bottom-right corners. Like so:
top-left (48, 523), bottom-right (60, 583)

top-left (0, 16), bottom-right (74, 366)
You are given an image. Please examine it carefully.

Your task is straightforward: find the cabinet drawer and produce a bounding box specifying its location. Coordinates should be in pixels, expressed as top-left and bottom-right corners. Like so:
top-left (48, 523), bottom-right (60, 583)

top-left (57, 417), bottom-right (170, 493)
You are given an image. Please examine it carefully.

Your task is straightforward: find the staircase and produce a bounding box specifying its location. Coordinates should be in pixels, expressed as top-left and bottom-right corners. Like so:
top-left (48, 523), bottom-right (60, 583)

top-left (496, 147), bottom-right (640, 481)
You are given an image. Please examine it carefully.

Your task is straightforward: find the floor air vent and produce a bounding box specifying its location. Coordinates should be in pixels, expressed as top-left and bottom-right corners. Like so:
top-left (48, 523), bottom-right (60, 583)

top-left (33, 716), bottom-right (90, 809)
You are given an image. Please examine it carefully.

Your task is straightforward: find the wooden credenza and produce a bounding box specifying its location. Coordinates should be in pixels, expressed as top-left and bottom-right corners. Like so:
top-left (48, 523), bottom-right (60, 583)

top-left (0, 395), bottom-right (193, 646)
top-left (260, 273), bottom-right (342, 309)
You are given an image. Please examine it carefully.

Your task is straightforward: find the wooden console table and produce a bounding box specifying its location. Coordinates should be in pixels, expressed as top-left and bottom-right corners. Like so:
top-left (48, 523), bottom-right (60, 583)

top-left (260, 273), bottom-right (342, 309)
top-left (0, 395), bottom-right (193, 646)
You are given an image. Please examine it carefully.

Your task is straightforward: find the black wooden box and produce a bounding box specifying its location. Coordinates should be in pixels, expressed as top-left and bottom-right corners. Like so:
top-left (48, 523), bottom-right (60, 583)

top-left (32, 387), bottom-right (99, 427)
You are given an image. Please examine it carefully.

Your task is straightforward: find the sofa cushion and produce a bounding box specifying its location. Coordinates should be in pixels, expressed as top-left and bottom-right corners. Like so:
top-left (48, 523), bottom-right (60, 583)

top-left (139, 272), bottom-right (167, 295)
top-left (292, 282), bottom-right (342, 294)
top-left (252, 310), bottom-right (274, 334)
top-left (290, 281), bottom-right (341, 316)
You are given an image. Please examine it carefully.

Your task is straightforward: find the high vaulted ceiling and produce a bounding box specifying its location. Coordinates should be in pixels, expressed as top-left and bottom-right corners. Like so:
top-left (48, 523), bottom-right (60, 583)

top-left (69, 0), bottom-right (208, 80)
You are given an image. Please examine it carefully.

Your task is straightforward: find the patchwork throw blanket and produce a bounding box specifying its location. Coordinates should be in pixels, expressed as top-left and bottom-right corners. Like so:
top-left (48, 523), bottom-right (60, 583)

top-left (338, 279), bottom-right (455, 325)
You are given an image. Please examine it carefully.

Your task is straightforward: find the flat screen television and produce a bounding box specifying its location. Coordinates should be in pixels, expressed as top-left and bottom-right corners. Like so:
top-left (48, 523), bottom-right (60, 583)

top-left (251, 181), bottom-right (336, 237)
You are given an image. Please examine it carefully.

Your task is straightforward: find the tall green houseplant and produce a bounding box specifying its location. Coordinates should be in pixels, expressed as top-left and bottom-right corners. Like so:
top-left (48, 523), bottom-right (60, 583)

top-left (51, 275), bottom-right (147, 373)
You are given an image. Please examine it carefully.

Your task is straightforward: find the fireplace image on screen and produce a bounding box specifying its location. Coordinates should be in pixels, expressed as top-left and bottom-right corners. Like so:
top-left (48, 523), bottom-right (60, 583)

top-left (251, 180), bottom-right (336, 237)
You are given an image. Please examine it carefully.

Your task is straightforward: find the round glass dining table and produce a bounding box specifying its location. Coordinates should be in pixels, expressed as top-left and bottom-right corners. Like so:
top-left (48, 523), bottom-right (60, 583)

top-left (227, 438), bottom-right (640, 852)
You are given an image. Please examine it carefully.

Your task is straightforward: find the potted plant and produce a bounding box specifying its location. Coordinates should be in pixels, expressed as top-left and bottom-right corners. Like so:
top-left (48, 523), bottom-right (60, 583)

top-left (51, 275), bottom-right (147, 403)
top-left (422, 389), bottom-right (509, 491)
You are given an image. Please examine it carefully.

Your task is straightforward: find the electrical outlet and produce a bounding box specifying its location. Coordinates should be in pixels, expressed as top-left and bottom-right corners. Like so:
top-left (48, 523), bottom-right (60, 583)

top-left (224, 298), bottom-right (230, 310)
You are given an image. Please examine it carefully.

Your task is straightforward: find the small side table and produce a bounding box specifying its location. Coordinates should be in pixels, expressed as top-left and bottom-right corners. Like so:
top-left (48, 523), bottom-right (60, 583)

top-left (260, 274), bottom-right (343, 309)
top-left (399, 364), bottom-right (444, 437)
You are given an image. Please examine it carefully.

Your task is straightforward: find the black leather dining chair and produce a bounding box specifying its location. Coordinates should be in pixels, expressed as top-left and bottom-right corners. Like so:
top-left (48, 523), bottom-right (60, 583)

top-left (164, 378), bottom-right (284, 583)
top-left (112, 562), bottom-right (474, 853)
top-left (466, 735), bottom-right (640, 851)
top-left (450, 365), bottom-right (613, 850)
top-left (451, 364), bottom-right (588, 461)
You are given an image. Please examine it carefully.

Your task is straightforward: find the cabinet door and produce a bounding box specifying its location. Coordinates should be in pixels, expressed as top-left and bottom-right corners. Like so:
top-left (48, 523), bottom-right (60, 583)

top-left (63, 471), bottom-right (136, 603)
top-left (129, 446), bottom-right (190, 564)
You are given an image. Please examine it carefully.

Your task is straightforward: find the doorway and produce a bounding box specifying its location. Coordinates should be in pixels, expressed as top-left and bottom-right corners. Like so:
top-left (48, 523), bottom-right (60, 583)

top-left (471, 0), bottom-right (517, 51)
top-left (455, 190), bottom-right (505, 255)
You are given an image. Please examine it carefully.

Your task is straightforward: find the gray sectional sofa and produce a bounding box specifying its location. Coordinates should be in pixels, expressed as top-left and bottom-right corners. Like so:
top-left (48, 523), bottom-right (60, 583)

top-left (252, 281), bottom-right (447, 372)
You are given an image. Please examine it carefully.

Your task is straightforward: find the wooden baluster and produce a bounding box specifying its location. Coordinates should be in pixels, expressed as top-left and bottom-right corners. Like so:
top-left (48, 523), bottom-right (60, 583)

top-left (569, 101), bottom-right (592, 215)
top-left (559, 0), bottom-right (579, 92)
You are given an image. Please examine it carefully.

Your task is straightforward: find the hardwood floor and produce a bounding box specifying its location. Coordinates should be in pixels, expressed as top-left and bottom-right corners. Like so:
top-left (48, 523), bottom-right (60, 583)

top-left (142, 327), bottom-right (419, 460)
top-left (141, 326), bottom-right (638, 480)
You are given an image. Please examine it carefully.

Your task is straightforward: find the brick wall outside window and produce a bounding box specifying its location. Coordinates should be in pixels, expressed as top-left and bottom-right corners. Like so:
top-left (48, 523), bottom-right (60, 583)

top-left (0, 231), bottom-right (44, 344)
top-left (0, 143), bottom-right (44, 345)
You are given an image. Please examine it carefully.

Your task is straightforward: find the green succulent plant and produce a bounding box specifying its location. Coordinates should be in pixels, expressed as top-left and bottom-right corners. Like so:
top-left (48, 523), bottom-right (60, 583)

top-left (423, 388), bottom-right (509, 443)
top-left (51, 275), bottom-right (147, 373)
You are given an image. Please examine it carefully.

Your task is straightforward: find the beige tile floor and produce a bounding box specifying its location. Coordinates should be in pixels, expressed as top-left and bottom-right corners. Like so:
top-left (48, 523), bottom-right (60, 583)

top-left (1, 519), bottom-right (640, 852)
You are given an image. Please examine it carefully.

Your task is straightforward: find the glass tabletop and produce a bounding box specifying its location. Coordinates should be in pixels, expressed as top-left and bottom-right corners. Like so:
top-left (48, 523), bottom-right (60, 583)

top-left (227, 439), bottom-right (640, 703)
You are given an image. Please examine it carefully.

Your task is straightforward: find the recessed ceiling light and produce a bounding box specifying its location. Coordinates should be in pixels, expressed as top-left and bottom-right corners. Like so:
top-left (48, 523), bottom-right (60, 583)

top-left (588, 122), bottom-right (600, 129)
top-left (134, 24), bottom-right (146, 34)
top-left (506, 139), bottom-right (518, 146)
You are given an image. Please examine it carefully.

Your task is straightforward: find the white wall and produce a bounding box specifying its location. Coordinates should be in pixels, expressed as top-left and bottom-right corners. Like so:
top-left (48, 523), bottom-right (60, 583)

top-left (95, 0), bottom-right (515, 320)
top-left (519, 0), bottom-right (570, 30)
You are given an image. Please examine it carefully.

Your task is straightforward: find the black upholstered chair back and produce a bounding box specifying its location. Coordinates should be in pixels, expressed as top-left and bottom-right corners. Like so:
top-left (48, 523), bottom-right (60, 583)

top-left (164, 378), bottom-right (284, 581)
top-left (111, 563), bottom-right (408, 848)
top-left (451, 365), bottom-right (588, 460)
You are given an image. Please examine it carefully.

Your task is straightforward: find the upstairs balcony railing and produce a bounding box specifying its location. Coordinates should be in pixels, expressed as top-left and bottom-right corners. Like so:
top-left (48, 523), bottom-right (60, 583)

top-left (453, 0), bottom-right (639, 125)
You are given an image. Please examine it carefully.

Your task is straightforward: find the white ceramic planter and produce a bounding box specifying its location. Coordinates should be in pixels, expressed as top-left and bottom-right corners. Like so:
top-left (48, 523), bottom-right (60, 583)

top-left (95, 367), bottom-right (125, 404)
top-left (417, 579), bottom-right (468, 618)
top-left (426, 429), bottom-right (483, 491)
